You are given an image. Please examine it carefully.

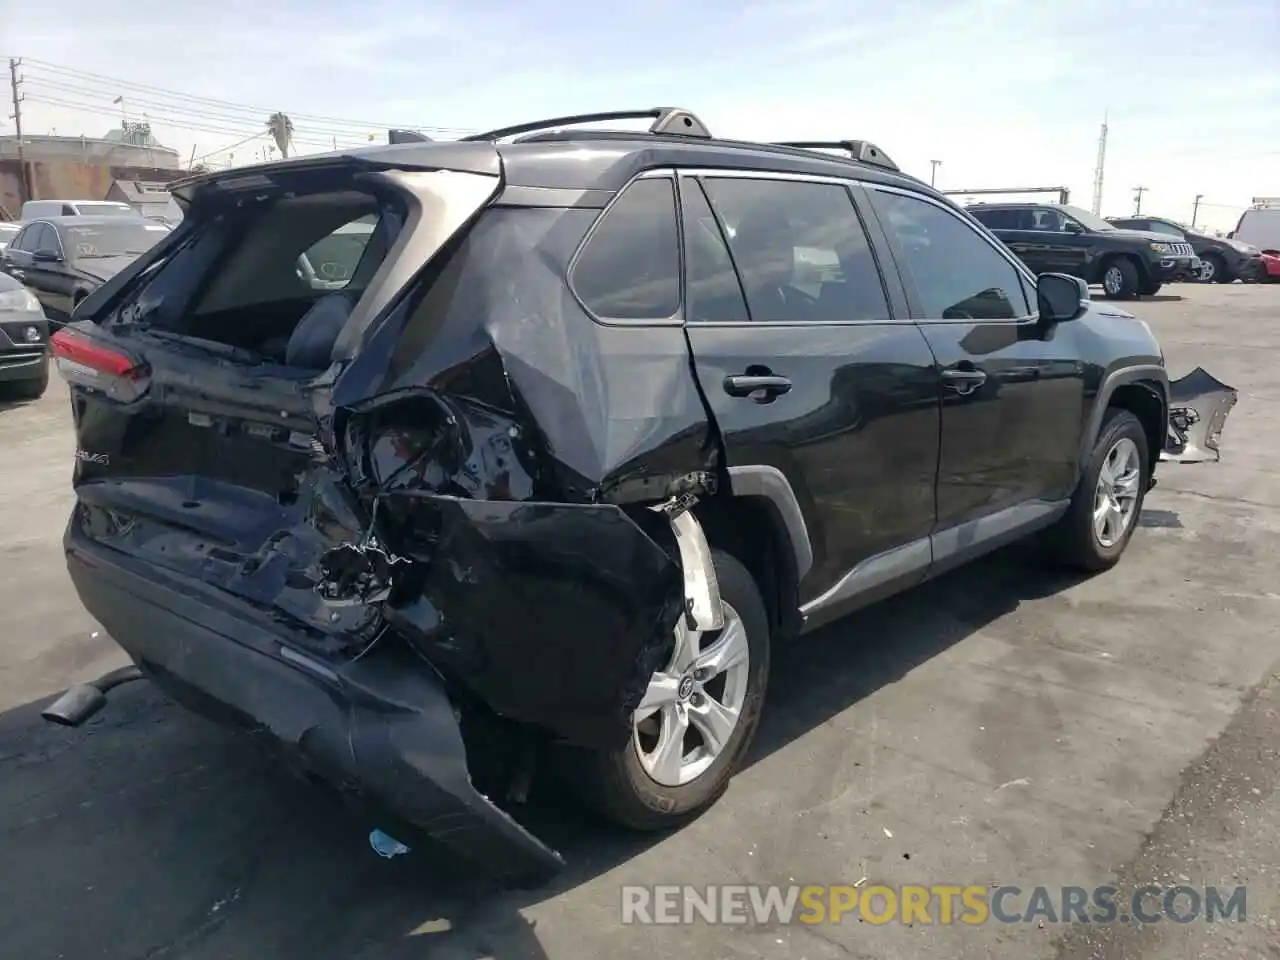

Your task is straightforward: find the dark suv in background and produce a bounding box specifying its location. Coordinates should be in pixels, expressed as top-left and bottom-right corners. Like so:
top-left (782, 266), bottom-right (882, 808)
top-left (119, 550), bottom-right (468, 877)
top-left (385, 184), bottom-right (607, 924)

top-left (1108, 215), bottom-right (1267, 283)
top-left (967, 202), bottom-right (1199, 299)
top-left (42, 108), bottom-right (1237, 883)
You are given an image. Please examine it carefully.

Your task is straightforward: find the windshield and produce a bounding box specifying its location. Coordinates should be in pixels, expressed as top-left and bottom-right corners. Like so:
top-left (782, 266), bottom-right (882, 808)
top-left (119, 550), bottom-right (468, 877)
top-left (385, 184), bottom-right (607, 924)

top-left (65, 222), bottom-right (171, 259)
top-left (1060, 205), bottom-right (1115, 232)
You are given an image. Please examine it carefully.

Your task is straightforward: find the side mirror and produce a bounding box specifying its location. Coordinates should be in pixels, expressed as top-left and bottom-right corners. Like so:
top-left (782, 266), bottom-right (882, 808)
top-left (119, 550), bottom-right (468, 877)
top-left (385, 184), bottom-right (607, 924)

top-left (32, 249), bottom-right (61, 263)
top-left (1062, 221), bottom-right (1084, 235)
top-left (1037, 273), bottom-right (1088, 322)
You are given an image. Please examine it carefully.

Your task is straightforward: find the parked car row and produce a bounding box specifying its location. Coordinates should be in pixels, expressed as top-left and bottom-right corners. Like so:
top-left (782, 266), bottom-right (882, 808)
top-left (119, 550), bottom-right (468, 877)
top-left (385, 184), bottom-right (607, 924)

top-left (1108, 215), bottom-right (1275, 284)
top-left (957, 199), bottom-right (1277, 296)
top-left (965, 202), bottom-right (1201, 299)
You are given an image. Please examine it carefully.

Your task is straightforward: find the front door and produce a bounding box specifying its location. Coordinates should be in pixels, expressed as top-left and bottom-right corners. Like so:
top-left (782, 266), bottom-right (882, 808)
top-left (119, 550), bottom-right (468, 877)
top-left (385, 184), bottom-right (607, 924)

top-left (678, 171), bottom-right (940, 621)
top-left (866, 188), bottom-right (1087, 566)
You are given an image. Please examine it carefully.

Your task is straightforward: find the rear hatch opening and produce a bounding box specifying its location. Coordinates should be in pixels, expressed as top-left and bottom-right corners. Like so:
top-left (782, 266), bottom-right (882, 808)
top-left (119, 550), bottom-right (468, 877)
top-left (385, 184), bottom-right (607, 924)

top-left (56, 159), bottom-right (504, 662)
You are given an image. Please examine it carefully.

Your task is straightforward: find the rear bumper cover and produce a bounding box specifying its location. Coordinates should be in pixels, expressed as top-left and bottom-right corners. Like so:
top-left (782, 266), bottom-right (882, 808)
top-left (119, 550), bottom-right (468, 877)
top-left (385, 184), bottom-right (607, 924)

top-left (64, 524), bottom-right (565, 883)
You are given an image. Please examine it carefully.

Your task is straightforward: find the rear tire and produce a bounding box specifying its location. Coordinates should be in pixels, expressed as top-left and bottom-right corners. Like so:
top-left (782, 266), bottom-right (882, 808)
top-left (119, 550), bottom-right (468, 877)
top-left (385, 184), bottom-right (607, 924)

top-left (1099, 258), bottom-right (1141, 300)
top-left (568, 549), bottom-right (771, 831)
top-left (1043, 408), bottom-right (1150, 572)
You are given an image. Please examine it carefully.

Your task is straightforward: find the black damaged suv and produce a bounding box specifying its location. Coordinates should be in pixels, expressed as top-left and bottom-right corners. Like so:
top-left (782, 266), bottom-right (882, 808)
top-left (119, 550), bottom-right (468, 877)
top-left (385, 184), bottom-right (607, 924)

top-left (45, 109), bottom-right (1237, 884)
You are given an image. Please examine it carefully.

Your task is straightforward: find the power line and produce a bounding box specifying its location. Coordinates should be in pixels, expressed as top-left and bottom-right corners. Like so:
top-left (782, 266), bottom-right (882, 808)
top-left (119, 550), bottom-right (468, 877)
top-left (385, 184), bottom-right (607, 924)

top-left (24, 75), bottom-right (399, 141)
top-left (191, 132), bottom-right (269, 165)
top-left (22, 95), bottom-right (371, 149)
top-left (18, 58), bottom-right (476, 135)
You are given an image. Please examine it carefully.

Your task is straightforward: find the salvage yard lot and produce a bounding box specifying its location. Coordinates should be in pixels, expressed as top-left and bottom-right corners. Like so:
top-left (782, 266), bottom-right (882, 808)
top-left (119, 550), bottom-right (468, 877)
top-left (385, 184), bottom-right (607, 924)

top-left (1, 283), bottom-right (1277, 960)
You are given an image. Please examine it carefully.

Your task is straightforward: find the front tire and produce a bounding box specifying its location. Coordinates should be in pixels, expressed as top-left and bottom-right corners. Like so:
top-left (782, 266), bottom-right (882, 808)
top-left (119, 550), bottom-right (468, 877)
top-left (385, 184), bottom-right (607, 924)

top-left (1043, 408), bottom-right (1150, 572)
top-left (1100, 258), bottom-right (1141, 300)
top-left (570, 549), bottom-right (771, 831)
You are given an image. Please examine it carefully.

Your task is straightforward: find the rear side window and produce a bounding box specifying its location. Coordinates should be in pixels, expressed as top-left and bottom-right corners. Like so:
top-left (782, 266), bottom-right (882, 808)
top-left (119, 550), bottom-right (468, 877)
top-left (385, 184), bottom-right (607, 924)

top-left (571, 177), bottom-right (681, 321)
top-left (698, 177), bottom-right (890, 323)
top-left (873, 190), bottom-right (1029, 320)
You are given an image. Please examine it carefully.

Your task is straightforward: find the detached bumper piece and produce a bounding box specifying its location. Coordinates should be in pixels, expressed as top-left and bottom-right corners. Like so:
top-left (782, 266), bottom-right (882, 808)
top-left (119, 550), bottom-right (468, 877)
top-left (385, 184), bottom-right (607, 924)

top-left (1162, 367), bottom-right (1238, 464)
top-left (62, 529), bottom-right (565, 886)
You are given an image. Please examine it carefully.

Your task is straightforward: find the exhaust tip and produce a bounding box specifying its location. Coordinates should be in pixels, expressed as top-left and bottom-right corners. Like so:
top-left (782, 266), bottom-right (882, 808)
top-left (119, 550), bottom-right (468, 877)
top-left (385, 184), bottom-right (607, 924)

top-left (41, 683), bottom-right (109, 727)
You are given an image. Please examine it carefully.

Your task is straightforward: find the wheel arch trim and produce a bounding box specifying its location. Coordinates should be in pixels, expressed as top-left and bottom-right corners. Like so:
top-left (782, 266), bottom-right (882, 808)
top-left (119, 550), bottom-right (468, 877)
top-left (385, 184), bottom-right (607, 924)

top-left (1079, 363), bottom-right (1169, 470)
top-left (726, 465), bottom-right (814, 580)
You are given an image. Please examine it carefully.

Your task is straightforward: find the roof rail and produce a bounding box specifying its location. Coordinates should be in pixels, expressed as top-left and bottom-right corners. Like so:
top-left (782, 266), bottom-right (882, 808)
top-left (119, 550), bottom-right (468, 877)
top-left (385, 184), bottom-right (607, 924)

top-left (461, 107), bottom-right (712, 143)
top-left (772, 140), bottom-right (899, 173)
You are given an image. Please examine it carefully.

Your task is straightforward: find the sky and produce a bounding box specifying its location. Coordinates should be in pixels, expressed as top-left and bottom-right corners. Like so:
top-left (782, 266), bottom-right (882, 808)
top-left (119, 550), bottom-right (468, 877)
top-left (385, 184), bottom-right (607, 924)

top-left (4, 0), bottom-right (1278, 231)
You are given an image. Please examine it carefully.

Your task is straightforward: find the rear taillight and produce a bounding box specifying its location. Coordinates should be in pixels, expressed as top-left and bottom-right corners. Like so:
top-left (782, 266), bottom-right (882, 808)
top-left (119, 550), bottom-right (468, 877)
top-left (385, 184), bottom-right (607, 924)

top-left (51, 327), bottom-right (150, 402)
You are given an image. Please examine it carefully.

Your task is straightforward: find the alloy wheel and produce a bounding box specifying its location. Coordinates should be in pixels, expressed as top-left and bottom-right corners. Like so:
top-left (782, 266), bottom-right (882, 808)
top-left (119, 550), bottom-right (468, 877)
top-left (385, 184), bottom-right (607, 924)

top-left (632, 604), bottom-right (750, 787)
top-left (1103, 266), bottom-right (1124, 296)
top-left (1093, 437), bottom-right (1142, 548)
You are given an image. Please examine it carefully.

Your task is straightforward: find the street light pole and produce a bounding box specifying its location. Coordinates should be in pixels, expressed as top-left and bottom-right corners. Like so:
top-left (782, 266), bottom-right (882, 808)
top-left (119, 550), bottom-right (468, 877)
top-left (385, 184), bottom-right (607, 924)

top-left (1192, 194), bottom-right (1203, 229)
top-left (930, 159), bottom-right (942, 187)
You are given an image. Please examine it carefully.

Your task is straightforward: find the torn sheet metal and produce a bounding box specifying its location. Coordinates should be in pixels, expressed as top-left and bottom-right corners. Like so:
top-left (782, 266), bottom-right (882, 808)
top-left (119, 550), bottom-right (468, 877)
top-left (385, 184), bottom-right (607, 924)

top-left (1161, 367), bottom-right (1238, 464)
top-left (331, 205), bottom-right (719, 506)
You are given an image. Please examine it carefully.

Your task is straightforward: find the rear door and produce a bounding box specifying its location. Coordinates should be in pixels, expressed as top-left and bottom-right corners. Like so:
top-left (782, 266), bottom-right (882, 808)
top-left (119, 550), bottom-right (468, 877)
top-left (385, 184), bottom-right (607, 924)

top-left (866, 186), bottom-right (1086, 565)
top-left (678, 170), bottom-right (940, 623)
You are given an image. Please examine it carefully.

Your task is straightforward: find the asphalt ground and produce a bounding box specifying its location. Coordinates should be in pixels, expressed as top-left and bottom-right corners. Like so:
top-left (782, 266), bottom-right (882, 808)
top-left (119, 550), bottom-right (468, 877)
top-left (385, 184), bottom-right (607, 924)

top-left (1, 282), bottom-right (1276, 959)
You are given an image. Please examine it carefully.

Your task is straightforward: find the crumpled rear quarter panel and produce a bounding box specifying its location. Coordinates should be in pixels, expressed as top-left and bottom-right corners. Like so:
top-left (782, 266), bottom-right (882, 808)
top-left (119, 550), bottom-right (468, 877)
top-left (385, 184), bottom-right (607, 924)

top-left (329, 204), bottom-right (714, 744)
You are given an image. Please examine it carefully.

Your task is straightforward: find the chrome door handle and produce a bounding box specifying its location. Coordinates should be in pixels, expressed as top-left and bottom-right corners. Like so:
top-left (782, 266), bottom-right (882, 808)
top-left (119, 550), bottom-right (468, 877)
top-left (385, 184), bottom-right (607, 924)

top-left (941, 368), bottom-right (987, 395)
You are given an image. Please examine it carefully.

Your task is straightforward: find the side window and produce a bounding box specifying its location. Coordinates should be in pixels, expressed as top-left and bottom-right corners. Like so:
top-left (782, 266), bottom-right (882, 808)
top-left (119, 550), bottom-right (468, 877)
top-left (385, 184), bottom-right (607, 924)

top-left (32, 224), bottom-right (58, 256)
top-left (970, 208), bottom-right (1020, 230)
top-left (572, 177), bottom-right (680, 321)
top-left (699, 177), bottom-right (889, 323)
top-left (681, 178), bottom-right (749, 323)
top-left (9, 226), bottom-right (33, 252)
top-left (299, 215), bottom-right (377, 289)
top-left (62, 204), bottom-right (77, 216)
top-left (1031, 208), bottom-right (1065, 232)
top-left (874, 191), bottom-right (1029, 320)
top-left (1149, 222), bottom-right (1184, 239)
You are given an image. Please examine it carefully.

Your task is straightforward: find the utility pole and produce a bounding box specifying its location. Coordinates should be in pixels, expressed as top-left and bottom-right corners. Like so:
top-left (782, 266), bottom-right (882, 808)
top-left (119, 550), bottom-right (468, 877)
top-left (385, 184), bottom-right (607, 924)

top-left (1091, 113), bottom-right (1108, 215)
top-left (8, 58), bottom-right (30, 206)
top-left (1192, 194), bottom-right (1203, 229)
top-left (1133, 185), bottom-right (1146, 215)
top-left (929, 159), bottom-right (942, 187)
